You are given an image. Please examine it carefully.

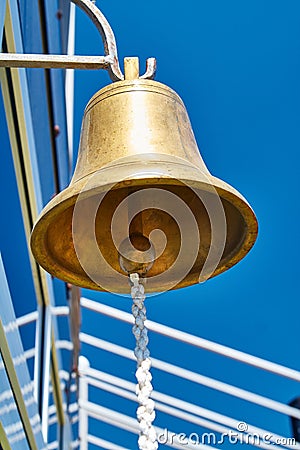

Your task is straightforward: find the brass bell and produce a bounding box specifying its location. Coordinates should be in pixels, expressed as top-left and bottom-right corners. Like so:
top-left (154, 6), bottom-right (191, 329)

top-left (30, 63), bottom-right (258, 293)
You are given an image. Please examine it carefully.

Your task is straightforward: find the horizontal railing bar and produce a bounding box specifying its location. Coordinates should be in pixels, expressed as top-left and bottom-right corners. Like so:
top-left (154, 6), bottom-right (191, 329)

top-left (79, 333), bottom-right (300, 420)
top-left (48, 415), bottom-right (58, 427)
top-left (73, 415), bottom-right (79, 425)
top-left (15, 307), bottom-right (68, 332)
top-left (0, 319), bottom-right (38, 450)
top-left (48, 438), bottom-right (79, 449)
top-left (49, 382), bottom-right (66, 395)
top-left (24, 342), bottom-right (73, 359)
top-left (80, 400), bottom-right (214, 450)
top-left (87, 434), bottom-right (130, 450)
top-left (48, 412), bottom-right (79, 428)
top-left (15, 306), bottom-right (68, 329)
top-left (58, 369), bottom-right (70, 381)
top-left (24, 348), bottom-right (35, 360)
top-left (83, 364), bottom-right (300, 421)
top-left (51, 306), bottom-right (69, 316)
top-left (81, 297), bottom-right (300, 382)
top-left (48, 402), bottom-right (78, 417)
top-left (16, 311), bottom-right (38, 326)
top-left (48, 412), bottom-right (78, 427)
top-left (82, 371), bottom-right (297, 450)
top-left (55, 340), bottom-right (73, 351)
top-left (0, 53), bottom-right (111, 69)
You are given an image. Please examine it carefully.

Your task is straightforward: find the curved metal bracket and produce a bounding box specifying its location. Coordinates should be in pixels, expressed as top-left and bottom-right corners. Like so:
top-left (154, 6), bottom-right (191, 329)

top-left (71, 0), bottom-right (156, 81)
top-left (71, 0), bottom-right (123, 81)
top-left (0, 0), bottom-right (156, 81)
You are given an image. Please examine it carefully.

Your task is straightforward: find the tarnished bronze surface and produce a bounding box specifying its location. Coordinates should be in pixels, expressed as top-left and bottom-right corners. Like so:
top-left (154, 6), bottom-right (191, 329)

top-left (30, 77), bottom-right (258, 293)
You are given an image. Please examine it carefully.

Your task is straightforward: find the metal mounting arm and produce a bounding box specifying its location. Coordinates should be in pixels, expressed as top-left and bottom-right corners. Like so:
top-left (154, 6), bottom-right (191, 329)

top-left (0, 0), bottom-right (156, 81)
top-left (72, 0), bottom-right (123, 81)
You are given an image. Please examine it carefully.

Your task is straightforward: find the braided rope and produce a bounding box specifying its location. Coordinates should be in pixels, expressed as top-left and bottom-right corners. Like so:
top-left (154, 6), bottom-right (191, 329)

top-left (130, 273), bottom-right (158, 450)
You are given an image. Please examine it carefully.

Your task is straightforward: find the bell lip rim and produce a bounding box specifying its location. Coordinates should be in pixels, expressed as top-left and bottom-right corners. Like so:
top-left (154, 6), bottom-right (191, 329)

top-left (30, 175), bottom-right (258, 294)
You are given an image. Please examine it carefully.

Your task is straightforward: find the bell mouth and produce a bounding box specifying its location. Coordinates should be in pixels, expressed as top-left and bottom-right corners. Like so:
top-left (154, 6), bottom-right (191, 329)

top-left (30, 157), bottom-right (258, 294)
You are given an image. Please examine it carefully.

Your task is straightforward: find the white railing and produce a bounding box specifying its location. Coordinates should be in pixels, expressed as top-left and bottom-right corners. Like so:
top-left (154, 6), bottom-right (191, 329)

top-left (16, 307), bottom-right (76, 450)
top-left (80, 297), bottom-right (300, 382)
top-left (16, 298), bottom-right (300, 449)
top-left (78, 297), bottom-right (300, 449)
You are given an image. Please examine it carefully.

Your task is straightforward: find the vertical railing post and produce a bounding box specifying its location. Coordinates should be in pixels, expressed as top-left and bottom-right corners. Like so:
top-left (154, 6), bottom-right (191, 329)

top-left (78, 356), bottom-right (90, 450)
top-left (34, 304), bottom-right (52, 442)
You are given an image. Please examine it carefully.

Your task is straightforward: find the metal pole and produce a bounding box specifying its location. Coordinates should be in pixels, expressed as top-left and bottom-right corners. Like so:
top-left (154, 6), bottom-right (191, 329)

top-left (78, 356), bottom-right (90, 450)
top-left (33, 304), bottom-right (52, 442)
top-left (0, 0), bottom-right (156, 80)
top-left (0, 53), bottom-right (111, 69)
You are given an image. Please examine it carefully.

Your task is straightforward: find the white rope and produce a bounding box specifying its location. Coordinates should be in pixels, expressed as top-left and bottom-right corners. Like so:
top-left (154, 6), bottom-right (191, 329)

top-left (80, 400), bottom-right (212, 449)
top-left (130, 273), bottom-right (158, 450)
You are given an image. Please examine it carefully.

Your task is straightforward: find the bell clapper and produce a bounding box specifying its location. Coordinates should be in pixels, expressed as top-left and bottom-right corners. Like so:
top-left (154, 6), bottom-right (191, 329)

top-left (118, 233), bottom-right (155, 277)
top-left (130, 273), bottom-right (158, 450)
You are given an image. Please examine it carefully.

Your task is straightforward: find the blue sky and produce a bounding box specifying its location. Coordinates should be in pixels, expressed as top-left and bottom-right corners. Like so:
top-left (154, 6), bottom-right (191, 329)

top-left (73, 1), bottom-right (300, 447)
